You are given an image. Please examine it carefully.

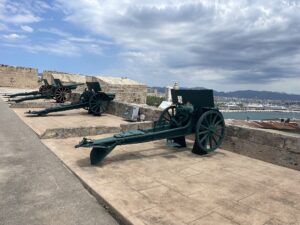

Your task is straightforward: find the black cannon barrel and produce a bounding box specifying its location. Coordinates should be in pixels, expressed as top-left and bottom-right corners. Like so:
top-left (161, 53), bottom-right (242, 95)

top-left (26, 102), bottom-right (89, 116)
top-left (13, 94), bottom-right (50, 103)
top-left (4, 91), bottom-right (40, 98)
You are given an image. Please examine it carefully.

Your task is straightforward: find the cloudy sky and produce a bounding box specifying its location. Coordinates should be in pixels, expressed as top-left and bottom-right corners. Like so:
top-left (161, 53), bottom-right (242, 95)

top-left (0, 0), bottom-right (300, 94)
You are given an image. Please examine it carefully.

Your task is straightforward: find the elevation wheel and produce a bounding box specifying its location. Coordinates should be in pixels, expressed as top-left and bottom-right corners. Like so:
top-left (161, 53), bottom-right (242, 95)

top-left (88, 93), bottom-right (108, 116)
top-left (193, 110), bottom-right (225, 154)
top-left (54, 87), bottom-right (70, 103)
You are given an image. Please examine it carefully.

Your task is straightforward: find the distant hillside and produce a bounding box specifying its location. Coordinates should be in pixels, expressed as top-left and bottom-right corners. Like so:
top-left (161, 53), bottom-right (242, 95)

top-left (214, 90), bottom-right (300, 101)
top-left (150, 87), bottom-right (300, 101)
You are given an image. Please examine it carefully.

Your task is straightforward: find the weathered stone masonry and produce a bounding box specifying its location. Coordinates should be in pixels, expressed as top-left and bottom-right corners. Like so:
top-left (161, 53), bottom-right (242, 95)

top-left (223, 125), bottom-right (300, 170)
top-left (0, 64), bottom-right (38, 88)
top-left (43, 71), bottom-right (147, 104)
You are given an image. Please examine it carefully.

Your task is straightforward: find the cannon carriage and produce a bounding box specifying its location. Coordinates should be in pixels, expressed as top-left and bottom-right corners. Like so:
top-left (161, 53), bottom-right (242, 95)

top-left (6, 79), bottom-right (83, 103)
top-left (76, 89), bottom-right (226, 165)
top-left (26, 82), bottom-right (115, 116)
top-left (4, 79), bottom-right (52, 98)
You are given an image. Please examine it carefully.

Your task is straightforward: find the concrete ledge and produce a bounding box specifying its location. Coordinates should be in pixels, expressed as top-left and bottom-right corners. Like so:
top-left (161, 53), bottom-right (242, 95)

top-left (10, 101), bottom-right (64, 108)
top-left (223, 125), bottom-right (300, 170)
top-left (107, 101), bottom-right (162, 121)
top-left (41, 126), bottom-right (121, 139)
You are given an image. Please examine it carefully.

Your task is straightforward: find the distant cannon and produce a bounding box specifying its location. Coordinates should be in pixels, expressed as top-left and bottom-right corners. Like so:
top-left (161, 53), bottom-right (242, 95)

top-left (26, 82), bottom-right (115, 116)
top-left (4, 79), bottom-right (52, 98)
top-left (76, 89), bottom-right (226, 165)
top-left (7, 79), bottom-right (84, 103)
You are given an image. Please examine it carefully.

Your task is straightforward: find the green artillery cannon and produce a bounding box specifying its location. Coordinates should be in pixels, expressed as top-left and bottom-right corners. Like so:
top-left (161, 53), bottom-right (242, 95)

top-left (76, 89), bottom-right (226, 165)
top-left (26, 82), bottom-right (115, 116)
top-left (4, 79), bottom-right (53, 98)
top-left (8, 79), bottom-right (84, 103)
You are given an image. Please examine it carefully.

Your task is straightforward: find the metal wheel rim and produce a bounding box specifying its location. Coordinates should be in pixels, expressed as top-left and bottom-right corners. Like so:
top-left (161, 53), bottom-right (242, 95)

top-left (195, 110), bottom-right (225, 152)
top-left (55, 87), bottom-right (69, 103)
top-left (156, 105), bottom-right (176, 127)
top-left (89, 94), bottom-right (107, 115)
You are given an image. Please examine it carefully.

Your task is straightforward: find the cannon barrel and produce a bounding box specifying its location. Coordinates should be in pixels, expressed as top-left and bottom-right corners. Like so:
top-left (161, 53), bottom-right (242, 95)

top-left (61, 82), bottom-right (85, 90)
top-left (76, 89), bottom-right (226, 165)
top-left (8, 80), bottom-right (84, 104)
top-left (26, 102), bottom-right (89, 116)
top-left (4, 91), bottom-right (40, 98)
top-left (4, 79), bottom-right (51, 99)
top-left (12, 94), bottom-right (50, 103)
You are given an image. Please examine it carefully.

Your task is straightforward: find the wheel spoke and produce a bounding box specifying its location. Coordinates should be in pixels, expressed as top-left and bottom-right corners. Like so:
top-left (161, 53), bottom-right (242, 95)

top-left (209, 113), bottom-right (213, 124)
top-left (215, 120), bottom-right (223, 126)
top-left (209, 136), bottom-right (213, 149)
top-left (198, 130), bottom-right (208, 135)
top-left (163, 114), bottom-right (170, 121)
top-left (204, 116), bottom-right (209, 127)
top-left (199, 134), bottom-right (208, 144)
top-left (212, 114), bottom-right (218, 124)
top-left (200, 124), bottom-right (209, 129)
top-left (212, 135), bottom-right (218, 146)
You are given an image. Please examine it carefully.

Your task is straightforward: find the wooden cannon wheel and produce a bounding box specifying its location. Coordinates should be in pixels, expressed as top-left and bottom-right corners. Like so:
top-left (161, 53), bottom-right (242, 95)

top-left (194, 110), bottom-right (225, 154)
top-left (88, 93), bottom-right (109, 116)
top-left (54, 87), bottom-right (71, 103)
top-left (156, 105), bottom-right (190, 128)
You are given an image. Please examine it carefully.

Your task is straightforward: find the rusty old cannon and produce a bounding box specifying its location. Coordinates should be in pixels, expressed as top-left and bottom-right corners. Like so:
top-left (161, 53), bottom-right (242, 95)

top-left (76, 89), bottom-right (225, 164)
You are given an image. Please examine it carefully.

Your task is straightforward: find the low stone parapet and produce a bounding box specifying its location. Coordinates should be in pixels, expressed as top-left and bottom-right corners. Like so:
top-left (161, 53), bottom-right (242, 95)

top-left (223, 125), bottom-right (300, 170)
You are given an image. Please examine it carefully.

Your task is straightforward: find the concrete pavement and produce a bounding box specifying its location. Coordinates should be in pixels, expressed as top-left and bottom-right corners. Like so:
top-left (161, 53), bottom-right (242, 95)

top-left (0, 98), bottom-right (119, 225)
top-left (43, 134), bottom-right (300, 225)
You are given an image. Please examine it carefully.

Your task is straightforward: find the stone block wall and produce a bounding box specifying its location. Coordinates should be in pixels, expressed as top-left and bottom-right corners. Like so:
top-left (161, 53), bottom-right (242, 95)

top-left (42, 71), bottom-right (87, 93)
top-left (0, 64), bottom-right (38, 88)
top-left (87, 76), bottom-right (147, 104)
top-left (107, 101), bottom-right (162, 121)
top-left (43, 71), bottom-right (147, 104)
top-left (223, 125), bottom-right (300, 170)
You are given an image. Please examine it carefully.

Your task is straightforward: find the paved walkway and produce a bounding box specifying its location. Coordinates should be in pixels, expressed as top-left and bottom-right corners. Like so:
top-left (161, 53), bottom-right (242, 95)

top-left (42, 133), bottom-right (300, 225)
top-left (0, 98), bottom-right (118, 225)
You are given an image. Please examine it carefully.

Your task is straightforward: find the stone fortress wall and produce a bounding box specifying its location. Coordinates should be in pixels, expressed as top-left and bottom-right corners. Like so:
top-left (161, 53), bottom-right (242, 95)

top-left (87, 76), bottom-right (147, 104)
top-left (0, 64), bottom-right (147, 104)
top-left (43, 70), bottom-right (147, 104)
top-left (0, 64), bottom-right (38, 89)
top-left (43, 70), bottom-right (87, 93)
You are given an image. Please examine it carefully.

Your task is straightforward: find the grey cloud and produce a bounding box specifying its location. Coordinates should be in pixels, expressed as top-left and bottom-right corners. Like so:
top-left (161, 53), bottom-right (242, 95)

top-left (15, 0), bottom-right (300, 93)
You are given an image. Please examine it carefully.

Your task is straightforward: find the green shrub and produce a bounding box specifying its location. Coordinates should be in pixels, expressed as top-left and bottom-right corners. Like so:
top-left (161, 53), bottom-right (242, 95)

top-left (146, 96), bottom-right (165, 107)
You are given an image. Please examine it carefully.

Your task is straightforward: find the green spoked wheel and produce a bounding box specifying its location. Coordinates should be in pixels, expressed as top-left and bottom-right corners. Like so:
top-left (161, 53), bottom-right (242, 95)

top-left (54, 87), bottom-right (70, 103)
top-left (156, 106), bottom-right (176, 127)
top-left (194, 110), bottom-right (225, 153)
top-left (156, 105), bottom-right (190, 128)
top-left (88, 93), bottom-right (108, 116)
